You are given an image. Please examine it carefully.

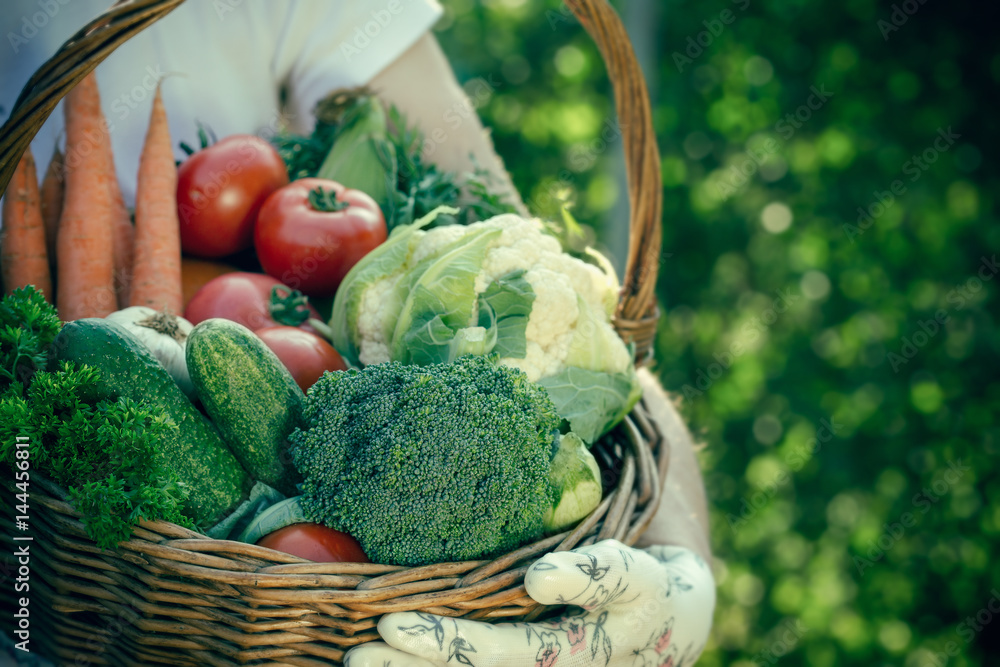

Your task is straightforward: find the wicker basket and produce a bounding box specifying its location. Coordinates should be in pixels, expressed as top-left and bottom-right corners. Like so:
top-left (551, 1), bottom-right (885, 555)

top-left (0, 0), bottom-right (666, 664)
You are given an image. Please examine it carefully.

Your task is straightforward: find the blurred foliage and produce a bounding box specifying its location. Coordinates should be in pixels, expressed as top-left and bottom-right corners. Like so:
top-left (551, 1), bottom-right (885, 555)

top-left (437, 0), bottom-right (999, 665)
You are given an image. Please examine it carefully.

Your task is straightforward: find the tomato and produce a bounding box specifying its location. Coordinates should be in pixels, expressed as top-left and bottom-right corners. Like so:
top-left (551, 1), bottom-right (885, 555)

top-left (177, 135), bottom-right (289, 258)
top-left (254, 178), bottom-right (387, 298)
top-left (256, 326), bottom-right (347, 391)
top-left (184, 272), bottom-right (321, 332)
top-left (256, 523), bottom-right (369, 563)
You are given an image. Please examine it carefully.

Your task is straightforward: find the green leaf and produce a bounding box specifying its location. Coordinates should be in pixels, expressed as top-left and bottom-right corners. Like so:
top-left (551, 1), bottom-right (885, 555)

top-left (448, 324), bottom-right (497, 361)
top-left (476, 270), bottom-right (536, 359)
top-left (317, 97), bottom-right (396, 215)
top-left (236, 496), bottom-right (307, 544)
top-left (537, 366), bottom-right (641, 444)
top-left (390, 228), bottom-right (502, 364)
top-left (330, 206), bottom-right (458, 365)
top-left (564, 295), bottom-right (628, 373)
top-left (403, 309), bottom-right (459, 366)
top-left (544, 432), bottom-right (602, 532)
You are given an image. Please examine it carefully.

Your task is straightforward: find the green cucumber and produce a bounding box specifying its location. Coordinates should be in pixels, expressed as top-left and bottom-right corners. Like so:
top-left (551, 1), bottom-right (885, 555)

top-left (186, 319), bottom-right (305, 495)
top-left (51, 319), bottom-right (251, 527)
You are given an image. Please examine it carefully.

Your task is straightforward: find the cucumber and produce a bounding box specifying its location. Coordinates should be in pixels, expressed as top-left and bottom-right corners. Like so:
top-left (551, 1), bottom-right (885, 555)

top-left (186, 319), bottom-right (305, 495)
top-left (51, 319), bottom-right (251, 527)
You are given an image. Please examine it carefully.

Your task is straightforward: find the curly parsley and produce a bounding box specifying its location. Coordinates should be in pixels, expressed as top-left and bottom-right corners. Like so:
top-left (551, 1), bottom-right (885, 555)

top-left (1, 363), bottom-right (192, 549)
top-left (0, 285), bottom-right (61, 390)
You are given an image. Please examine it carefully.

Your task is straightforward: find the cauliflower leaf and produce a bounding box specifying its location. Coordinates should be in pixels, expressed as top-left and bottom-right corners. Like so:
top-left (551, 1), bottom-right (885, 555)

top-left (477, 269), bottom-right (536, 359)
top-left (537, 366), bottom-right (642, 444)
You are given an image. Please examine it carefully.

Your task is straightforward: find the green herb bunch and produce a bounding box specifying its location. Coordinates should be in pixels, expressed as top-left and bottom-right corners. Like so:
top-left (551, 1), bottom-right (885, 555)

top-left (1, 363), bottom-right (191, 549)
top-left (271, 90), bottom-right (516, 231)
top-left (385, 106), bottom-right (516, 229)
top-left (0, 288), bottom-right (191, 549)
top-left (0, 285), bottom-right (61, 390)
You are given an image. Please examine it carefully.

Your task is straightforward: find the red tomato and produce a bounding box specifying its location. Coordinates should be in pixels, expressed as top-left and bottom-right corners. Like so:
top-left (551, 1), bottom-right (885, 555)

top-left (177, 135), bottom-right (289, 258)
top-left (256, 326), bottom-right (347, 391)
top-left (254, 178), bottom-right (387, 298)
top-left (256, 523), bottom-right (369, 563)
top-left (184, 272), bottom-right (321, 332)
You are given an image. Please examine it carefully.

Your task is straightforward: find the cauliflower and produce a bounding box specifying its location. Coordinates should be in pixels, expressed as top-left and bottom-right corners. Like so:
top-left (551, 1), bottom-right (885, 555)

top-left (330, 209), bottom-right (640, 443)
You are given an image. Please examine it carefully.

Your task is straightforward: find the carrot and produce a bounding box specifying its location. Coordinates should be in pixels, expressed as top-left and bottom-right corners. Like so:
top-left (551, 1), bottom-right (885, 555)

top-left (129, 84), bottom-right (182, 313)
top-left (1, 148), bottom-right (52, 299)
top-left (57, 71), bottom-right (116, 320)
top-left (39, 144), bottom-right (64, 268)
top-left (74, 92), bottom-right (133, 307)
top-left (108, 158), bottom-right (133, 308)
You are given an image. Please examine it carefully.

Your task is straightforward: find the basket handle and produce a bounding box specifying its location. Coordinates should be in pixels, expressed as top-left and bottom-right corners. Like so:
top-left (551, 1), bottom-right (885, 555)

top-left (0, 0), bottom-right (184, 189)
top-left (0, 0), bottom-right (661, 361)
top-left (562, 0), bottom-right (662, 363)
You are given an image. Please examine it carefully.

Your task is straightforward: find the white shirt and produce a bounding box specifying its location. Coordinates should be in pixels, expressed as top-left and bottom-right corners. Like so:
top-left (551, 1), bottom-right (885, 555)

top-left (1, 0), bottom-right (442, 206)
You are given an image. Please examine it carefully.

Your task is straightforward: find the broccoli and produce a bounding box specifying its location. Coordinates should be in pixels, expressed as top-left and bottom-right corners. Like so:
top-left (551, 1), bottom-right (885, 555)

top-left (288, 354), bottom-right (562, 566)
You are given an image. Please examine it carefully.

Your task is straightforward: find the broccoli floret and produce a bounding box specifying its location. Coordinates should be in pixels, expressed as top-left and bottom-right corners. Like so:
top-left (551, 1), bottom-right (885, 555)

top-left (288, 354), bottom-right (561, 565)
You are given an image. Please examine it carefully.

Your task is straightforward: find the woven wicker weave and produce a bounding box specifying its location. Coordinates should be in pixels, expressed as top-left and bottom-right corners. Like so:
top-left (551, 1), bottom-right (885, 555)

top-left (0, 0), bottom-right (666, 664)
top-left (1, 406), bottom-right (667, 665)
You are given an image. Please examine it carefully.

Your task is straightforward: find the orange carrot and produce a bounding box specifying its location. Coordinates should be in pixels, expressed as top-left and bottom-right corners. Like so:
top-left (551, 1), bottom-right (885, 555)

top-left (107, 155), bottom-right (133, 308)
top-left (129, 84), bottom-right (182, 313)
top-left (57, 72), bottom-right (116, 320)
top-left (39, 144), bottom-right (64, 268)
top-left (1, 148), bottom-right (52, 299)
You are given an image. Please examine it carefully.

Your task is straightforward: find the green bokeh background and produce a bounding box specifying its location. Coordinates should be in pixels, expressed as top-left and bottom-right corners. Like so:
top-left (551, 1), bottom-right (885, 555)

top-left (438, 1), bottom-right (998, 666)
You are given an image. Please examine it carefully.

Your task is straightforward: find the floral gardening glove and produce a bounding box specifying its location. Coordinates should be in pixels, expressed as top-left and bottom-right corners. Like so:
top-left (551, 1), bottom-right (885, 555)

top-left (343, 540), bottom-right (715, 667)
